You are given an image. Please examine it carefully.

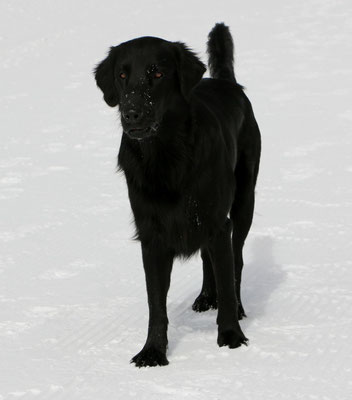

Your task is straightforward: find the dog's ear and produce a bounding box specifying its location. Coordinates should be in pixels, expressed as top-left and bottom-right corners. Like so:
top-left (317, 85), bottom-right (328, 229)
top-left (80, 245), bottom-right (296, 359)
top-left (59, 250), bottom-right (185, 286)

top-left (173, 42), bottom-right (206, 100)
top-left (94, 47), bottom-right (119, 107)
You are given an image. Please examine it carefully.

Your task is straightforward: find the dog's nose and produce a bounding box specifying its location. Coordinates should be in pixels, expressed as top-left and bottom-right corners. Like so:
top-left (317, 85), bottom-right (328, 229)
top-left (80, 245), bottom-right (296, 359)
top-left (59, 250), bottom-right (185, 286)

top-left (122, 109), bottom-right (143, 122)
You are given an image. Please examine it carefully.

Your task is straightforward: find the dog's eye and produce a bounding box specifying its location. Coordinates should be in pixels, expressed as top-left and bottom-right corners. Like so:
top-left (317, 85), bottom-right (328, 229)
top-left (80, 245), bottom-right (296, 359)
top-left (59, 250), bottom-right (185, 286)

top-left (154, 72), bottom-right (163, 79)
top-left (120, 72), bottom-right (127, 79)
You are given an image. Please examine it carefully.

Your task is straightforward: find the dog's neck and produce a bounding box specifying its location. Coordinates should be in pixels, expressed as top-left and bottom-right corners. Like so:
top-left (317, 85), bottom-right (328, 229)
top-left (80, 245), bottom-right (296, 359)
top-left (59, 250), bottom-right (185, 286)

top-left (118, 111), bottom-right (194, 198)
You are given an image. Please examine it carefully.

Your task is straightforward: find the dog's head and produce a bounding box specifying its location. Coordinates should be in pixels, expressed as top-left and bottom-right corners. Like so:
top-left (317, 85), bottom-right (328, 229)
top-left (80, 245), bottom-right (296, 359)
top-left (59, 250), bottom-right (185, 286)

top-left (94, 37), bottom-right (206, 140)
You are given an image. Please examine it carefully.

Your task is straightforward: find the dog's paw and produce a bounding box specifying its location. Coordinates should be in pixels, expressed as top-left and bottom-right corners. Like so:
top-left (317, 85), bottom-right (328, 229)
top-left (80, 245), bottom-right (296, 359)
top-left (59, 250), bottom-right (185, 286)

top-left (192, 293), bottom-right (217, 312)
top-left (217, 328), bottom-right (248, 349)
top-left (131, 346), bottom-right (169, 367)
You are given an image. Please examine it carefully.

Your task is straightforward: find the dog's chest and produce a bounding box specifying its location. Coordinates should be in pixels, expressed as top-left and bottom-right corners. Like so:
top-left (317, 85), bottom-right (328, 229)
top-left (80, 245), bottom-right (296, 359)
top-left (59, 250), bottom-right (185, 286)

top-left (186, 195), bottom-right (202, 228)
top-left (136, 192), bottom-right (207, 255)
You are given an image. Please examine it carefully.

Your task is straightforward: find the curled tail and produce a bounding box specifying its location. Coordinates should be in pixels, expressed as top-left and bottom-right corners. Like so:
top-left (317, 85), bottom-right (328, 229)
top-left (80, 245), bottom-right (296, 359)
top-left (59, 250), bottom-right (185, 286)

top-left (207, 23), bottom-right (236, 82)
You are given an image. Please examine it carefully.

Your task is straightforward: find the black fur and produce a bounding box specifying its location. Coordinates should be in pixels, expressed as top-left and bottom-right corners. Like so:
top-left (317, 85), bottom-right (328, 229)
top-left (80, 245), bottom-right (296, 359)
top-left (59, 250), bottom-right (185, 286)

top-left (208, 23), bottom-right (236, 81)
top-left (94, 23), bottom-right (261, 367)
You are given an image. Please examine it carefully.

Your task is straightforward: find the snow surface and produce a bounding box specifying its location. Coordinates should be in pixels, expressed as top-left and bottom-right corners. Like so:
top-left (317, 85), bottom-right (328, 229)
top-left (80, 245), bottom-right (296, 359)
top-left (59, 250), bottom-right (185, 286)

top-left (1, 0), bottom-right (352, 398)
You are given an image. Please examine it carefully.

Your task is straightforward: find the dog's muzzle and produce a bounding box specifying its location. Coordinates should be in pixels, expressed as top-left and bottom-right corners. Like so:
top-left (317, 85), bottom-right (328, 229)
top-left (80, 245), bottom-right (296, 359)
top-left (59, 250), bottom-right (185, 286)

top-left (125, 122), bottom-right (159, 140)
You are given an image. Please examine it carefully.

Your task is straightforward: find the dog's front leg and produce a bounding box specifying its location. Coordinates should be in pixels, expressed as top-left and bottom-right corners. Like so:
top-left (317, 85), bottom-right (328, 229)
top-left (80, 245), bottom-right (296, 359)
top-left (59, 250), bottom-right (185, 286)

top-left (131, 242), bottom-right (174, 367)
top-left (209, 218), bottom-right (248, 348)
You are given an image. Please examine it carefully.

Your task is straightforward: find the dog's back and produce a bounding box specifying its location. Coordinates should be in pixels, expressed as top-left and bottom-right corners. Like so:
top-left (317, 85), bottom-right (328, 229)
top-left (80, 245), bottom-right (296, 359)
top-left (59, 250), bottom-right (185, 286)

top-left (191, 24), bottom-right (260, 179)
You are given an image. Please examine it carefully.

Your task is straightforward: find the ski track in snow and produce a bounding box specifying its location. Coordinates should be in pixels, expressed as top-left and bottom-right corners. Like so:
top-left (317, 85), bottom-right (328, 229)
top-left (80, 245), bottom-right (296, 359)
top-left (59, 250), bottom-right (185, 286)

top-left (1, 0), bottom-right (352, 399)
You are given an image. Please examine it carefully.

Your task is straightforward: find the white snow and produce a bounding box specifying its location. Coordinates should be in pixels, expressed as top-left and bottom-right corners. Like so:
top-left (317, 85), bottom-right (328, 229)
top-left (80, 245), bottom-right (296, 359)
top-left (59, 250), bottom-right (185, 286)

top-left (1, 0), bottom-right (352, 399)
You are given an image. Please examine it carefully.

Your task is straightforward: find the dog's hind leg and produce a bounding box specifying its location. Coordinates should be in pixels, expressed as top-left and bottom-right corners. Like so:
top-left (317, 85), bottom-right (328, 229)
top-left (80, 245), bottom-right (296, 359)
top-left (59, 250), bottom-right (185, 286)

top-left (209, 218), bottom-right (247, 348)
top-left (230, 158), bottom-right (257, 319)
top-left (192, 247), bottom-right (217, 312)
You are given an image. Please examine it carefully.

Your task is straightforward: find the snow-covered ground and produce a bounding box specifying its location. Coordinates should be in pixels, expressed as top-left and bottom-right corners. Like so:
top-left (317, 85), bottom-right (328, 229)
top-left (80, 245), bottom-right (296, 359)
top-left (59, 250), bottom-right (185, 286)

top-left (1, 0), bottom-right (351, 398)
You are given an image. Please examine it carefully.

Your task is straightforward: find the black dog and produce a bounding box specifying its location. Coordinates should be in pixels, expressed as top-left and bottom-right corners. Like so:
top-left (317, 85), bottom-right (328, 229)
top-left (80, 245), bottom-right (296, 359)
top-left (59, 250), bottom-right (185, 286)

top-left (94, 23), bottom-right (261, 367)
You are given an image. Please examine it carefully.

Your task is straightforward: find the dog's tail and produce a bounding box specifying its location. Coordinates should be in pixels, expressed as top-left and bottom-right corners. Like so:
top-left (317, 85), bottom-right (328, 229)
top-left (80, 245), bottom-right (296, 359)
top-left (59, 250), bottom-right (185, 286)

top-left (207, 23), bottom-right (236, 82)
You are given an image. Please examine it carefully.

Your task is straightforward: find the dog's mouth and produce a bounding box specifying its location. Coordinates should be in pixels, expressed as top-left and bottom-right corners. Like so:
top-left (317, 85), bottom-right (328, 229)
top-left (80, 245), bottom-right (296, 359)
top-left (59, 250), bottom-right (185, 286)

top-left (125, 123), bottom-right (159, 140)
